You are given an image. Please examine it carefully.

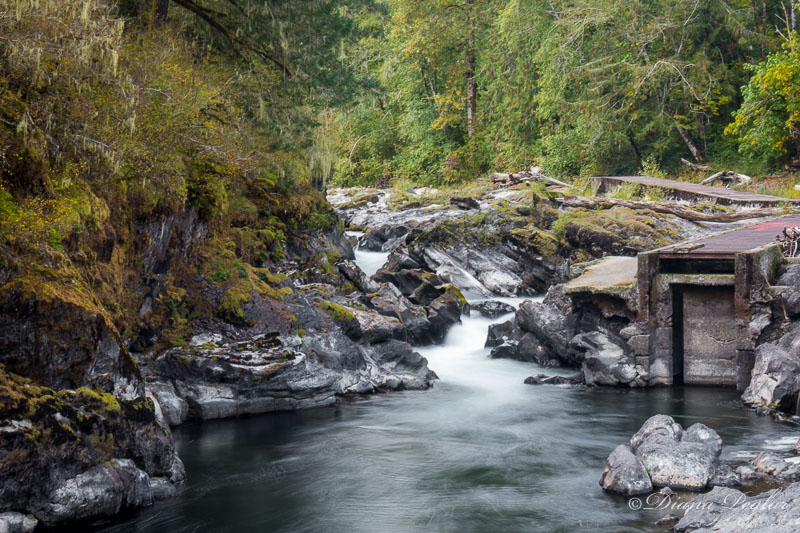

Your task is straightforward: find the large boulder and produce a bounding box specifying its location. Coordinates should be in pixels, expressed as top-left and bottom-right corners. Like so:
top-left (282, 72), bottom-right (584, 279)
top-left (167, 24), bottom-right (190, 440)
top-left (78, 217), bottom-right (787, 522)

top-left (472, 300), bottom-right (516, 318)
top-left (599, 445), bottom-right (653, 495)
top-left (368, 283), bottom-right (434, 345)
top-left (629, 416), bottom-right (721, 491)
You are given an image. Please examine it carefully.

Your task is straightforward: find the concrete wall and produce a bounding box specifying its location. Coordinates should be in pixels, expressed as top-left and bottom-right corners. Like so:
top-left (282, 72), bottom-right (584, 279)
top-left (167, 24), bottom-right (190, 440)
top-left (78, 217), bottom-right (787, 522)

top-left (681, 286), bottom-right (738, 385)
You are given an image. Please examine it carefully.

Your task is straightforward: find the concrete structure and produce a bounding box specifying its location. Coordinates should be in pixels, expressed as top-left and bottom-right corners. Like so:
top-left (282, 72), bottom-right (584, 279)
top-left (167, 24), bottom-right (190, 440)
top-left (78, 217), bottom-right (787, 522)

top-left (592, 175), bottom-right (800, 207)
top-left (635, 215), bottom-right (800, 389)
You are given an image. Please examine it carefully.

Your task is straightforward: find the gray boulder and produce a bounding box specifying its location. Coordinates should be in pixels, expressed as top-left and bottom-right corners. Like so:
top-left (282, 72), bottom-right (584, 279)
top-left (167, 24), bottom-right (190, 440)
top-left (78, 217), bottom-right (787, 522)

top-left (741, 343), bottom-right (800, 412)
top-left (599, 445), bottom-right (653, 495)
top-left (472, 300), bottom-right (516, 318)
top-left (630, 416), bottom-right (721, 491)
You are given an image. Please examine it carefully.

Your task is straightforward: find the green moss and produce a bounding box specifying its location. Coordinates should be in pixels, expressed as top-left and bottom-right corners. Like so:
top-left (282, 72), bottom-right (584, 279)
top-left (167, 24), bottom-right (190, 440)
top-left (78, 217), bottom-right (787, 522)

top-left (317, 301), bottom-right (356, 323)
top-left (508, 227), bottom-right (560, 258)
top-left (75, 387), bottom-right (121, 416)
top-left (89, 433), bottom-right (115, 460)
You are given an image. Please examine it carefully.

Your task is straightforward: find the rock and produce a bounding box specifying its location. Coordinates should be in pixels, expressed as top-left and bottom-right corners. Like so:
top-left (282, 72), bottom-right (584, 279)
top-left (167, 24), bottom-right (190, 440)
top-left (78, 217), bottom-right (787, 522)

top-left (524, 374), bottom-right (582, 385)
top-left (675, 483), bottom-right (800, 532)
top-left (656, 514), bottom-right (680, 526)
top-left (741, 343), bottom-right (800, 412)
top-left (35, 459), bottom-right (153, 527)
top-left (599, 445), bottom-right (653, 495)
top-left (449, 197), bottom-right (479, 210)
top-left (368, 284), bottom-right (434, 345)
top-left (0, 513), bottom-right (37, 533)
top-left (683, 423), bottom-right (723, 458)
top-left (409, 279), bottom-right (446, 307)
top-left (709, 464), bottom-right (741, 487)
top-left (485, 320), bottom-right (514, 348)
top-left (472, 300), bottom-right (516, 318)
top-left (571, 332), bottom-right (642, 387)
top-left (373, 268), bottom-right (425, 296)
top-left (338, 260), bottom-right (380, 293)
top-left (360, 224), bottom-right (409, 252)
top-left (751, 451), bottom-right (790, 477)
top-left (368, 340), bottom-right (438, 389)
top-left (630, 414), bottom-right (684, 454)
top-left (629, 415), bottom-right (720, 491)
top-left (427, 288), bottom-right (468, 343)
top-left (350, 308), bottom-right (406, 344)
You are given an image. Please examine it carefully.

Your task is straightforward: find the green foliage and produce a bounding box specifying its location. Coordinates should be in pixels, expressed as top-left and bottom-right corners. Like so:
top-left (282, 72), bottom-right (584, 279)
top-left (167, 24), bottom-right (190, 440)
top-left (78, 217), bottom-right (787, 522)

top-left (726, 33), bottom-right (800, 162)
top-left (609, 183), bottom-right (643, 201)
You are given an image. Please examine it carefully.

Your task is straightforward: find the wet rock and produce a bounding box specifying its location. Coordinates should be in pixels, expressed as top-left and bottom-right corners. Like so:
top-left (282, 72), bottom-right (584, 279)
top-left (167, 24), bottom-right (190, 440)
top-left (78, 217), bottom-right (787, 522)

top-left (472, 300), bottom-right (516, 318)
top-left (35, 459), bottom-right (153, 527)
top-left (630, 416), bottom-right (721, 491)
top-left (368, 283), bottom-right (434, 345)
top-left (368, 340), bottom-right (438, 389)
top-left (751, 452), bottom-right (790, 477)
top-left (709, 464), bottom-right (741, 488)
top-left (599, 445), bottom-right (653, 495)
top-left (524, 374), bottom-right (582, 385)
top-left (485, 320), bottom-right (514, 348)
top-left (373, 268), bottom-right (425, 297)
top-left (409, 280), bottom-right (447, 307)
top-left (361, 224), bottom-right (409, 252)
top-left (675, 484), bottom-right (800, 532)
top-left (741, 343), bottom-right (800, 412)
top-left (427, 288), bottom-right (468, 344)
top-left (338, 260), bottom-right (380, 294)
top-left (516, 295), bottom-right (571, 362)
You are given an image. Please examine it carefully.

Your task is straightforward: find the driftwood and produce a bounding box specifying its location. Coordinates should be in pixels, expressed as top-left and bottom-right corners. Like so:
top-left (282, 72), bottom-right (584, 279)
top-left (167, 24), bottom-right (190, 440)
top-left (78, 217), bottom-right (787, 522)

top-left (699, 170), bottom-right (752, 187)
top-left (777, 227), bottom-right (800, 257)
top-left (554, 196), bottom-right (790, 223)
top-left (680, 158), bottom-right (711, 171)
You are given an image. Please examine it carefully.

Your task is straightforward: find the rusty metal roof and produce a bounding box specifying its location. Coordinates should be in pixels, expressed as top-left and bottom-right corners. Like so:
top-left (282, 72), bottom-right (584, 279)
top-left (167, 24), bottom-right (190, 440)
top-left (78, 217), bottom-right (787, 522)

top-left (659, 214), bottom-right (800, 259)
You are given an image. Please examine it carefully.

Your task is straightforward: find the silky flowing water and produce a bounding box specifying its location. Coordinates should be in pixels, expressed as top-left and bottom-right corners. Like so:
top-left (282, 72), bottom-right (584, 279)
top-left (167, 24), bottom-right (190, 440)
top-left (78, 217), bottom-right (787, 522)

top-left (79, 248), bottom-right (798, 533)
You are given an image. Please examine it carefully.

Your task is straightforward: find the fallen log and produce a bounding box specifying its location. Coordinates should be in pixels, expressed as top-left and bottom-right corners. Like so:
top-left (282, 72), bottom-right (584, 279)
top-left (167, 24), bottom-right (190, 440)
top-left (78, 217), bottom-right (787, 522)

top-left (554, 196), bottom-right (793, 223)
top-left (680, 158), bottom-right (711, 171)
top-left (699, 170), bottom-right (752, 187)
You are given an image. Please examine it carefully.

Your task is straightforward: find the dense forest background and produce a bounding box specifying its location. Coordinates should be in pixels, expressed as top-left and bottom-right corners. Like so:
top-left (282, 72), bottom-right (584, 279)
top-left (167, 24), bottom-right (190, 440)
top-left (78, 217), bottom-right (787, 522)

top-left (2, 0), bottom-right (800, 260)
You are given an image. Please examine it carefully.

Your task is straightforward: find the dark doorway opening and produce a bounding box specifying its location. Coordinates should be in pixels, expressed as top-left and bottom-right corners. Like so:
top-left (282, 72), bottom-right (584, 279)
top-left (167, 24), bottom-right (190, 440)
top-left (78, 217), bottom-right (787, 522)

top-left (671, 285), bottom-right (684, 385)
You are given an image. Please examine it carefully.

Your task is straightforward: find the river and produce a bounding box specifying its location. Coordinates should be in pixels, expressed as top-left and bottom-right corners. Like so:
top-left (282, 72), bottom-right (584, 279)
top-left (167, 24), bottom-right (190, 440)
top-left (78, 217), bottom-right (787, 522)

top-left (77, 241), bottom-right (798, 533)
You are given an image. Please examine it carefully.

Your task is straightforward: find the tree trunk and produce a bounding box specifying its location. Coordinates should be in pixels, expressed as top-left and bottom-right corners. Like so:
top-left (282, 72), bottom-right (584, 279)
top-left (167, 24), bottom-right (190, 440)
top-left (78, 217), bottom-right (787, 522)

top-left (554, 196), bottom-right (785, 223)
top-left (627, 129), bottom-right (642, 170)
top-left (465, 0), bottom-right (477, 138)
top-left (156, 0), bottom-right (170, 24)
top-left (666, 100), bottom-right (704, 163)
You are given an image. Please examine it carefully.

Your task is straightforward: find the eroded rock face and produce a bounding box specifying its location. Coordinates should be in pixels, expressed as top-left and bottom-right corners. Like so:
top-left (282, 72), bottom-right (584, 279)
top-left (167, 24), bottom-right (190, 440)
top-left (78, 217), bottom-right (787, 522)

top-left (36, 459), bottom-right (153, 527)
top-left (599, 445), bottom-right (652, 495)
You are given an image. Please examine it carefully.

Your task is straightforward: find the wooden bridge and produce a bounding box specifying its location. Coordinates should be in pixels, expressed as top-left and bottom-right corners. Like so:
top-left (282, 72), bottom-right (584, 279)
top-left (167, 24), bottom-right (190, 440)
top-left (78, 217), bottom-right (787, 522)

top-left (593, 175), bottom-right (800, 207)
